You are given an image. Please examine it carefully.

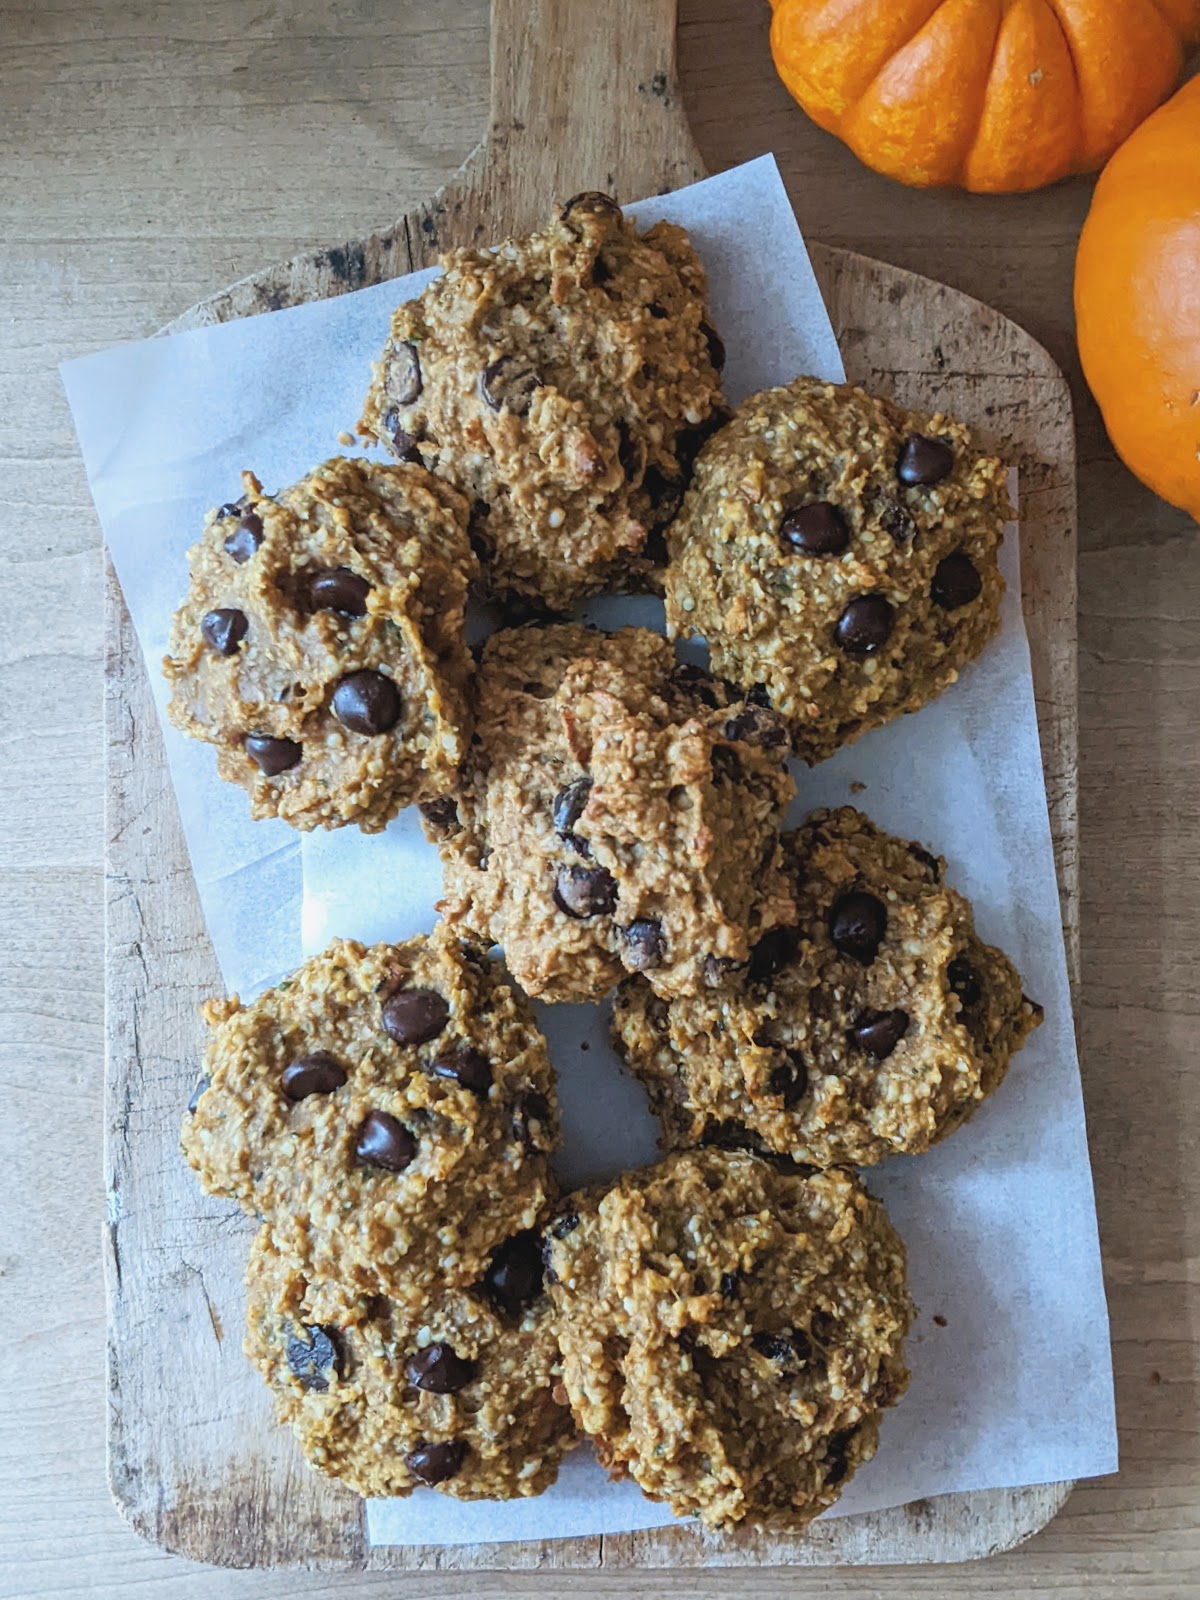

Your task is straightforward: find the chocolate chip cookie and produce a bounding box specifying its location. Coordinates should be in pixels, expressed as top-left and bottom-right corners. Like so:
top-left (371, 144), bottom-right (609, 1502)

top-left (164, 456), bottom-right (476, 831)
top-left (664, 376), bottom-right (1011, 763)
top-left (430, 623), bottom-right (797, 1004)
top-left (182, 927), bottom-right (558, 1303)
top-left (244, 1217), bottom-right (575, 1499)
top-left (358, 193), bottom-right (726, 612)
top-left (544, 1150), bottom-right (913, 1530)
top-left (613, 807), bottom-right (1041, 1168)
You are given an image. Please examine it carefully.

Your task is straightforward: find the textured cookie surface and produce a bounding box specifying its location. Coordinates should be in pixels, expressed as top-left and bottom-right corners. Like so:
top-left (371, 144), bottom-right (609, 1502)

top-left (614, 807), bottom-right (1041, 1169)
top-left (431, 623), bottom-right (797, 1004)
top-left (182, 928), bottom-right (558, 1302)
top-left (664, 376), bottom-right (1011, 763)
top-left (359, 193), bottom-right (726, 612)
top-left (164, 456), bottom-right (476, 831)
top-left (244, 1219), bottom-right (575, 1500)
top-left (545, 1150), bottom-right (913, 1530)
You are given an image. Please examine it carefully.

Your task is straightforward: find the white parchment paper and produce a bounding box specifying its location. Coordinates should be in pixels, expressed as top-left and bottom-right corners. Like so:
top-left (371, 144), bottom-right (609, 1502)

top-left (62, 156), bottom-right (1116, 1549)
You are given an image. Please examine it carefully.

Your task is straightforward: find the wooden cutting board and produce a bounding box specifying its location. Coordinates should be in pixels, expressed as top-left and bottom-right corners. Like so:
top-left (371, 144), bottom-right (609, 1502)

top-left (103, 0), bottom-right (1079, 1570)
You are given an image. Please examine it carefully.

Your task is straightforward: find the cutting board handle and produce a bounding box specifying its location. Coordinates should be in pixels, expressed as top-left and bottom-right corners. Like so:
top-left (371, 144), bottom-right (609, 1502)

top-left (475, 0), bottom-right (704, 208)
top-left (165, 0), bottom-right (706, 327)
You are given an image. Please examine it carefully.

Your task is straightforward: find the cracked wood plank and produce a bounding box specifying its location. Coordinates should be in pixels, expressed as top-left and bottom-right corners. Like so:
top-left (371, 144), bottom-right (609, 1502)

top-left (105, 0), bottom-right (1078, 1570)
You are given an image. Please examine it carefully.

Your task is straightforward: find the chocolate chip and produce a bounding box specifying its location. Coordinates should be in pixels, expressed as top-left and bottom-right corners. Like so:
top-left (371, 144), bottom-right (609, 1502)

top-left (381, 988), bottom-right (449, 1046)
top-left (821, 1426), bottom-right (858, 1487)
top-left (591, 252), bottom-right (613, 287)
top-left (405, 1439), bottom-right (467, 1485)
top-left (187, 1075), bottom-right (209, 1115)
top-left (719, 1270), bottom-right (740, 1299)
top-left (309, 567), bottom-right (370, 616)
top-left (218, 501), bottom-right (244, 519)
top-left (710, 744), bottom-right (742, 784)
top-left (245, 734), bottom-right (301, 776)
top-left (285, 1323), bottom-right (342, 1391)
top-left (931, 551), bottom-right (982, 610)
top-left (852, 1009), bottom-right (910, 1059)
top-left (752, 1330), bottom-right (802, 1364)
top-left (386, 341), bottom-right (422, 406)
top-left (829, 890), bottom-right (887, 964)
top-left (355, 1110), bottom-right (417, 1172)
top-left (418, 796), bottom-right (459, 833)
top-left (561, 190), bottom-right (622, 225)
top-left (672, 661), bottom-right (723, 708)
top-left (700, 319), bottom-right (726, 372)
top-left (512, 1090), bottom-right (552, 1151)
top-left (550, 1209), bottom-right (580, 1239)
top-left (748, 926), bottom-right (798, 984)
top-left (702, 954), bottom-right (742, 987)
top-left (752, 1331), bottom-right (790, 1356)
top-left (406, 1342), bottom-right (475, 1395)
top-left (908, 843), bottom-right (943, 881)
top-left (874, 495), bottom-right (916, 543)
top-left (947, 957), bottom-right (982, 1010)
top-left (835, 596), bottom-right (894, 655)
top-left (382, 413), bottom-right (423, 462)
top-left (482, 1230), bottom-right (543, 1314)
top-left (623, 918), bottom-right (665, 971)
top-left (200, 608), bottom-right (248, 656)
top-left (331, 670), bottom-right (401, 735)
top-left (724, 705), bottom-right (789, 749)
top-left (223, 510), bottom-right (263, 563)
top-left (780, 501), bottom-right (849, 557)
top-left (433, 1048), bottom-right (492, 1095)
top-left (282, 1051), bottom-right (347, 1100)
top-left (897, 434), bottom-right (954, 487)
top-left (553, 777), bottom-right (592, 838)
top-left (480, 355), bottom-right (541, 416)
top-left (554, 864), bottom-right (617, 919)
top-left (769, 1051), bottom-right (808, 1108)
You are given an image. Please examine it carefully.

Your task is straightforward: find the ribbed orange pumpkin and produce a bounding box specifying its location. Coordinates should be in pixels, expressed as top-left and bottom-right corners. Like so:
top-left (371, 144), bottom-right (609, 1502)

top-left (1075, 74), bottom-right (1200, 522)
top-left (768, 0), bottom-right (1200, 193)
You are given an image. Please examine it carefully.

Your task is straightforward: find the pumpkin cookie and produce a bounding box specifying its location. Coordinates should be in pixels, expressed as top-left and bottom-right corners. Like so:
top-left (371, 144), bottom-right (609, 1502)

top-left (182, 927), bottom-right (558, 1303)
top-left (664, 376), bottom-right (1011, 762)
top-left (613, 807), bottom-right (1041, 1168)
top-left (430, 623), bottom-right (797, 1004)
top-left (164, 456), bottom-right (475, 831)
top-left (359, 193), bottom-right (726, 612)
top-left (544, 1150), bottom-right (913, 1530)
top-left (244, 1217), bottom-right (576, 1500)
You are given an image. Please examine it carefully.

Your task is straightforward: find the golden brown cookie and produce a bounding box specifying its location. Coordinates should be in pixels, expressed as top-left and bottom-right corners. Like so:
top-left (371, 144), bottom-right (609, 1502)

top-left (244, 1217), bottom-right (576, 1500)
top-left (182, 927), bottom-right (558, 1303)
top-left (544, 1150), bottom-right (913, 1530)
top-left (613, 807), bottom-right (1041, 1168)
top-left (164, 456), bottom-right (475, 831)
top-left (359, 193), bottom-right (726, 612)
top-left (430, 623), bottom-right (797, 1004)
top-left (664, 376), bottom-right (1011, 763)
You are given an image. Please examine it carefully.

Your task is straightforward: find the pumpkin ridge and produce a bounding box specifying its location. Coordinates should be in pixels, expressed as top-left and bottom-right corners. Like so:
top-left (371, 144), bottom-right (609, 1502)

top-left (962, 1), bottom-right (1012, 179)
top-left (824, 0), bottom-right (945, 125)
top-left (1141, 0), bottom-right (1195, 39)
top-left (1043, 0), bottom-right (1085, 172)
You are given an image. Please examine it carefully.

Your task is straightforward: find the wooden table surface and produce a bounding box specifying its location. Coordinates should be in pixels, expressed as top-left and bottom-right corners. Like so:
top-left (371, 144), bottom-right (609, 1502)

top-left (3, 2), bottom-right (1197, 1595)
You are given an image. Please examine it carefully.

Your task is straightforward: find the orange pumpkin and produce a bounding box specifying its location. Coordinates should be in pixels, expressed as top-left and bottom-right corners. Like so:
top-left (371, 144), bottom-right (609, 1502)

top-left (768, 0), bottom-right (1200, 193)
top-left (1075, 74), bottom-right (1200, 522)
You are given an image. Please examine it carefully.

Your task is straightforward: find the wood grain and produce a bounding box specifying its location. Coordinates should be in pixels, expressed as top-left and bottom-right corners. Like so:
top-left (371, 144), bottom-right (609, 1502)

top-left (6, 0), bottom-right (1199, 1594)
top-left (99, 0), bottom-right (1079, 1573)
